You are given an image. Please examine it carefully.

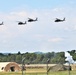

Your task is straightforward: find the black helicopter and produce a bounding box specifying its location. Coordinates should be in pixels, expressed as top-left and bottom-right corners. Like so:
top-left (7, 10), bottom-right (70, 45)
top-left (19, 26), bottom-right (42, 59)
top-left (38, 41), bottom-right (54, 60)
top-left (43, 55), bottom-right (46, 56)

top-left (28, 18), bottom-right (38, 22)
top-left (0, 22), bottom-right (3, 25)
top-left (17, 21), bottom-right (26, 25)
top-left (55, 18), bottom-right (65, 22)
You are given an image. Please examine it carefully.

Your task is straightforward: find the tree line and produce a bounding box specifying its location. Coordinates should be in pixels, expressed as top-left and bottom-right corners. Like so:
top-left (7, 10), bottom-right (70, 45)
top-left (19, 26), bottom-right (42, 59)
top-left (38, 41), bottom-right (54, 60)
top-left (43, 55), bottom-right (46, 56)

top-left (0, 50), bottom-right (76, 64)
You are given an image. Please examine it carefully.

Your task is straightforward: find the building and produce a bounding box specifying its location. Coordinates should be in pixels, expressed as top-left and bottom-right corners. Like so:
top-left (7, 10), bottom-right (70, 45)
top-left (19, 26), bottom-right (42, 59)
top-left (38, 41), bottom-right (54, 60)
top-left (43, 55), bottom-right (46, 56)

top-left (71, 64), bottom-right (76, 70)
top-left (0, 62), bottom-right (21, 72)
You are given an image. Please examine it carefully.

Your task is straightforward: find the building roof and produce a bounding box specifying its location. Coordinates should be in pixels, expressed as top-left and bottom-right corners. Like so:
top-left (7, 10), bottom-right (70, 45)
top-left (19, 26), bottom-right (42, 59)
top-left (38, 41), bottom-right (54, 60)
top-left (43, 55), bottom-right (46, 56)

top-left (0, 62), bottom-right (21, 72)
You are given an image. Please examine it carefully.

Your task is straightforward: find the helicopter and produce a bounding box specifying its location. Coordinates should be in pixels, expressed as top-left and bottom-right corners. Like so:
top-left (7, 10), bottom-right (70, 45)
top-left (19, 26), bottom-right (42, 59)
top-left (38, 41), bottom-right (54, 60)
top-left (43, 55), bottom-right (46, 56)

top-left (55, 18), bottom-right (65, 22)
top-left (0, 22), bottom-right (4, 25)
top-left (17, 21), bottom-right (26, 25)
top-left (28, 18), bottom-right (38, 22)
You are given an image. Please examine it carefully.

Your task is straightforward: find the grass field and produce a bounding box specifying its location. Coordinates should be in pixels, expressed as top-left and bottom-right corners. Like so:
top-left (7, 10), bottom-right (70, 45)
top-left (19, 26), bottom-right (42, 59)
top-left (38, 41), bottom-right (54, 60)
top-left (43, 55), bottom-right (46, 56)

top-left (0, 71), bottom-right (76, 75)
top-left (0, 64), bottom-right (76, 75)
top-left (0, 70), bottom-right (76, 75)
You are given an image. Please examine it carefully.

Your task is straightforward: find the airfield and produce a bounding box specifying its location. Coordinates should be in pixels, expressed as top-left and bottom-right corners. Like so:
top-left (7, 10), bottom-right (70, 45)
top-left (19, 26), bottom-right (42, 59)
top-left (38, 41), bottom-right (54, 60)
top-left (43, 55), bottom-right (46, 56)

top-left (0, 62), bottom-right (76, 72)
top-left (0, 63), bottom-right (76, 75)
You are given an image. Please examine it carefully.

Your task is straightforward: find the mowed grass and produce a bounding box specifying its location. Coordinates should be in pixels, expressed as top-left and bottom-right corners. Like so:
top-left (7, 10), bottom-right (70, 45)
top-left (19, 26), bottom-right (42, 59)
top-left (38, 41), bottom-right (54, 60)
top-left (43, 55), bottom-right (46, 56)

top-left (0, 68), bottom-right (76, 75)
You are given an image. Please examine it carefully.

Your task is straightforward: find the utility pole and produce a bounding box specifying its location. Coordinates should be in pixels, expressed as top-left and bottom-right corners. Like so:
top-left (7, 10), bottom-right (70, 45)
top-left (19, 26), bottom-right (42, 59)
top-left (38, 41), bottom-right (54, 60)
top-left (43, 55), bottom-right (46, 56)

top-left (22, 57), bottom-right (26, 75)
top-left (46, 59), bottom-right (50, 75)
top-left (68, 61), bottom-right (70, 75)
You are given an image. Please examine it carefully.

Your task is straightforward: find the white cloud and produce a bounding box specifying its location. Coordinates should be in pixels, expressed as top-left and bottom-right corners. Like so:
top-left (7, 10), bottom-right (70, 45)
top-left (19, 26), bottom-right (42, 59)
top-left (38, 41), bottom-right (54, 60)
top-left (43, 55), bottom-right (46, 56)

top-left (0, 6), bottom-right (76, 52)
top-left (48, 37), bottom-right (64, 42)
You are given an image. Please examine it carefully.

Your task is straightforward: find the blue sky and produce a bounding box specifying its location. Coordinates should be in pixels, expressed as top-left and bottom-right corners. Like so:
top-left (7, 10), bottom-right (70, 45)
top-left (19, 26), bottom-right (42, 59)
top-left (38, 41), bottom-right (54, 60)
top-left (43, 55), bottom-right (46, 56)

top-left (0, 0), bottom-right (76, 53)
top-left (0, 0), bottom-right (75, 12)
